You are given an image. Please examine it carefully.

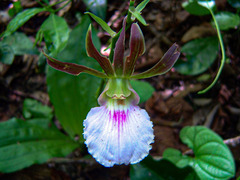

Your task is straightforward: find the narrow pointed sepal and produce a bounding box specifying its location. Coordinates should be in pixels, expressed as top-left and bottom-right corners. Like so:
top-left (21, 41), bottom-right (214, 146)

top-left (124, 23), bottom-right (145, 77)
top-left (83, 101), bottom-right (154, 167)
top-left (43, 51), bottom-right (108, 78)
top-left (86, 25), bottom-right (115, 77)
top-left (113, 18), bottom-right (127, 76)
top-left (131, 43), bottom-right (180, 79)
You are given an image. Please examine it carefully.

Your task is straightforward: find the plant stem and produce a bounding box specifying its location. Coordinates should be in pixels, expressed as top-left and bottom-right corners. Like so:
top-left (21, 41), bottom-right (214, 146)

top-left (198, 4), bottom-right (225, 94)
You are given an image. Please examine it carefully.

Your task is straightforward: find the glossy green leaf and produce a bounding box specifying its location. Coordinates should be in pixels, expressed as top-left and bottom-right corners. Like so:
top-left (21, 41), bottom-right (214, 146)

top-left (0, 118), bottom-right (79, 173)
top-left (2, 8), bottom-right (45, 37)
top-left (197, 0), bottom-right (215, 9)
top-left (85, 12), bottom-right (116, 37)
top-left (214, 12), bottom-right (240, 30)
top-left (129, 6), bottom-right (147, 26)
top-left (130, 80), bottom-right (155, 104)
top-left (163, 148), bottom-right (190, 168)
top-left (182, 0), bottom-right (215, 16)
top-left (1, 32), bottom-right (39, 55)
top-left (0, 42), bottom-right (14, 64)
top-left (40, 13), bottom-right (70, 54)
top-left (47, 15), bottom-right (101, 140)
top-left (228, 0), bottom-right (240, 8)
top-left (136, 0), bottom-right (150, 12)
top-left (130, 156), bottom-right (199, 180)
top-left (22, 98), bottom-right (53, 120)
top-left (83, 0), bottom-right (107, 20)
top-left (175, 37), bottom-right (219, 75)
top-left (163, 126), bottom-right (235, 180)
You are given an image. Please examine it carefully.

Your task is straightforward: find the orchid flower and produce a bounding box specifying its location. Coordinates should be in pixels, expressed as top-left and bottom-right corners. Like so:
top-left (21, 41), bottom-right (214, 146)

top-left (43, 18), bottom-right (180, 167)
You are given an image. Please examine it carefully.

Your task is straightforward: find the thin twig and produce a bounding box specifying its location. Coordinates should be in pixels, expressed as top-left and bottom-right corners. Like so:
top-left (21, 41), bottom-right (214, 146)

top-left (224, 135), bottom-right (240, 147)
top-left (183, 135), bottom-right (240, 155)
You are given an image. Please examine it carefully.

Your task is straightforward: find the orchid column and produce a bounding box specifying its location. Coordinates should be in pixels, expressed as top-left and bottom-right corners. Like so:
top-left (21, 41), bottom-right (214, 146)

top-left (43, 17), bottom-right (180, 167)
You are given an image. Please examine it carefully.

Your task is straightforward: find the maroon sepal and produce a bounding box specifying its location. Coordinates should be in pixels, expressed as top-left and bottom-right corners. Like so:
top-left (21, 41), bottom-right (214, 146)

top-left (86, 25), bottom-right (115, 77)
top-left (124, 23), bottom-right (145, 77)
top-left (113, 17), bottom-right (127, 76)
top-left (131, 43), bottom-right (180, 79)
top-left (43, 51), bottom-right (107, 78)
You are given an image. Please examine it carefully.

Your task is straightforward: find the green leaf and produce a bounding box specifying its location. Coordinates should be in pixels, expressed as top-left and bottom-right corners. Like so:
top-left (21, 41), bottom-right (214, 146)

top-left (175, 36), bottom-right (219, 76)
top-left (22, 98), bottom-right (53, 120)
top-left (83, 0), bottom-right (107, 20)
top-left (85, 12), bottom-right (116, 37)
top-left (0, 42), bottom-right (14, 64)
top-left (1, 32), bottom-right (39, 55)
top-left (182, 0), bottom-right (215, 16)
top-left (130, 80), bottom-right (155, 103)
top-left (47, 15), bottom-right (102, 140)
top-left (136, 0), bottom-right (150, 12)
top-left (0, 118), bottom-right (79, 173)
top-left (197, 0), bottom-right (216, 9)
top-left (163, 126), bottom-right (235, 180)
top-left (228, 0), bottom-right (240, 8)
top-left (129, 6), bottom-right (148, 26)
top-left (130, 156), bottom-right (199, 180)
top-left (40, 13), bottom-right (70, 54)
top-left (163, 148), bottom-right (191, 168)
top-left (214, 12), bottom-right (240, 30)
top-left (2, 8), bottom-right (46, 37)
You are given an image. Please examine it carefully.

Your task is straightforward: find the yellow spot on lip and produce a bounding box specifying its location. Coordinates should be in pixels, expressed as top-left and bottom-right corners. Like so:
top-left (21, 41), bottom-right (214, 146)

top-left (117, 99), bottom-right (125, 105)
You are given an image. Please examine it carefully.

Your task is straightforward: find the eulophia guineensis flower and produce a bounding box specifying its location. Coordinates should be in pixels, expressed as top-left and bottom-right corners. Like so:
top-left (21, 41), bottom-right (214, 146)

top-left (43, 18), bottom-right (180, 167)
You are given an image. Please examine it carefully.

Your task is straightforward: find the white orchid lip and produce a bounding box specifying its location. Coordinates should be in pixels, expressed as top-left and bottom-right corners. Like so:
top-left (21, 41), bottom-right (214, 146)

top-left (83, 99), bottom-right (154, 167)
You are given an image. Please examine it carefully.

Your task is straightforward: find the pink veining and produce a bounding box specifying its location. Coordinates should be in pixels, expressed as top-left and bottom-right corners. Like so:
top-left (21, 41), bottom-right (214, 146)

top-left (108, 109), bottom-right (129, 130)
top-left (108, 108), bottom-right (129, 162)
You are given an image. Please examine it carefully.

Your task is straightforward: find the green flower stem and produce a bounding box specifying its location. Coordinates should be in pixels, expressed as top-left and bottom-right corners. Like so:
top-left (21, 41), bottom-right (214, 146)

top-left (198, 5), bottom-right (225, 94)
top-left (127, 0), bottom-right (136, 24)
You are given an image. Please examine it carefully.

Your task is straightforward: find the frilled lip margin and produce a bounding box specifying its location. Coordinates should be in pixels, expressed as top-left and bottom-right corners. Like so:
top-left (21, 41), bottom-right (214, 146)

top-left (83, 100), bottom-right (154, 167)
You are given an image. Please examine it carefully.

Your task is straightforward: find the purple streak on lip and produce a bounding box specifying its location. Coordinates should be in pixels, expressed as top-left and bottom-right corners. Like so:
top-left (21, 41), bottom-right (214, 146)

top-left (110, 109), bottom-right (128, 163)
top-left (112, 110), bottom-right (127, 126)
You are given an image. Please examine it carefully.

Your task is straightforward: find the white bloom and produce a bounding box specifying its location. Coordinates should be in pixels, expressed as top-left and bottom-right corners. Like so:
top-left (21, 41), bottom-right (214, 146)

top-left (83, 100), bottom-right (154, 167)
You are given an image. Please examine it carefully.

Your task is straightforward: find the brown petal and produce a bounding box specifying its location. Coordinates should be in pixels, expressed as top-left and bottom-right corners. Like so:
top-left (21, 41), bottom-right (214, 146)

top-left (86, 25), bottom-right (115, 76)
top-left (131, 43), bottom-right (180, 79)
top-left (124, 23), bottom-right (145, 77)
top-left (43, 51), bottom-right (107, 78)
top-left (113, 18), bottom-right (127, 76)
